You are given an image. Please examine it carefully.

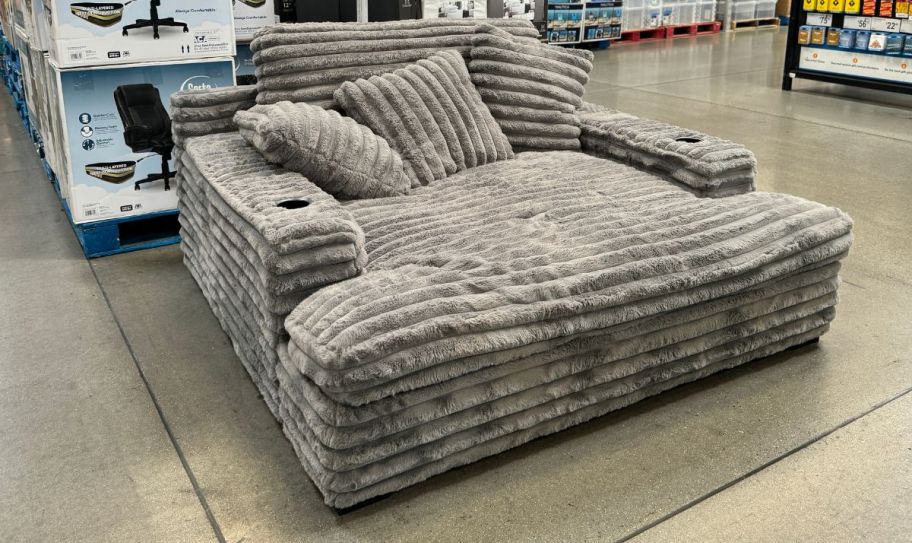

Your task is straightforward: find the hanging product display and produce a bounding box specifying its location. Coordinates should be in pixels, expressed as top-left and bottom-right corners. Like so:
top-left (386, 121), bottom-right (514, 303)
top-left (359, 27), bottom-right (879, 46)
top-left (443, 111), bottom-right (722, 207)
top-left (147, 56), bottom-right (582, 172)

top-left (782, 0), bottom-right (912, 94)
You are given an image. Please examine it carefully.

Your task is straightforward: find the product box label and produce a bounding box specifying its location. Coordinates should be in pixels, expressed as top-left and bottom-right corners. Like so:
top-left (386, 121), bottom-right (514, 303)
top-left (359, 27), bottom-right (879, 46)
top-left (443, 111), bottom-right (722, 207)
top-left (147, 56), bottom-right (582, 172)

top-left (233, 0), bottom-right (274, 41)
top-left (234, 41), bottom-right (255, 83)
top-left (44, 0), bottom-right (236, 67)
top-left (55, 59), bottom-right (236, 223)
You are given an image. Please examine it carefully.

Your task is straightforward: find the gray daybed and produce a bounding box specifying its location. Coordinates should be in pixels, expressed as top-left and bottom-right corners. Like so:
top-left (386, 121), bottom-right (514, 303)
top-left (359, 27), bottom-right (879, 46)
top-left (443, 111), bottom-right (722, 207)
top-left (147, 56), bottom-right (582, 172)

top-left (169, 18), bottom-right (853, 509)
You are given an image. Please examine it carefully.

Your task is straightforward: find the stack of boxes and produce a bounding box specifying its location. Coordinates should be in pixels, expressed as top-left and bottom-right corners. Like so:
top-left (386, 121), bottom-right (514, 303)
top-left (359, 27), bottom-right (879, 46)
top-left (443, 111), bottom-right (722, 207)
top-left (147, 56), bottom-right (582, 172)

top-left (2, 1), bottom-right (276, 228)
top-left (234, 0), bottom-right (274, 83)
top-left (504, 0), bottom-right (537, 19)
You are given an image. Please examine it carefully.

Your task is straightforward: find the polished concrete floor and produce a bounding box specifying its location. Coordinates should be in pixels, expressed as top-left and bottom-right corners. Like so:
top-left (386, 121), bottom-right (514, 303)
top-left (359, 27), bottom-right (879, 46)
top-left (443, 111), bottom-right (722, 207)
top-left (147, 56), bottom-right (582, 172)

top-left (2, 29), bottom-right (911, 542)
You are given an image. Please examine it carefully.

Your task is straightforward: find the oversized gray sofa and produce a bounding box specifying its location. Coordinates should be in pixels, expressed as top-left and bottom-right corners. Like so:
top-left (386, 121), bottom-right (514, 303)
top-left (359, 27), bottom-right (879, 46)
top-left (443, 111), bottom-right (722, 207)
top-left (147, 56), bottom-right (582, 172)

top-left (169, 19), bottom-right (853, 509)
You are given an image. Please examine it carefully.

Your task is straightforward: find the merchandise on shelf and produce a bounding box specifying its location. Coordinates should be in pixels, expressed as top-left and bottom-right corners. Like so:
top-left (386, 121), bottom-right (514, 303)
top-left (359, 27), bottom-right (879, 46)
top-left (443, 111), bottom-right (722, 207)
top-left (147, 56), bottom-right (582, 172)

top-left (583, 1), bottom-right (622, 40)
top-left (504, 0), bottom-right (537, 19)
top-left (425, 0), bottom-right (488, 18)
top-left (234, 0), bottom-right (275, 41)
top-left (546, 0), bottom-right (584, 42)
top-left (51, 58), bottom-right (235, 223)
top-left (42, 0), bottom-right (235, 67)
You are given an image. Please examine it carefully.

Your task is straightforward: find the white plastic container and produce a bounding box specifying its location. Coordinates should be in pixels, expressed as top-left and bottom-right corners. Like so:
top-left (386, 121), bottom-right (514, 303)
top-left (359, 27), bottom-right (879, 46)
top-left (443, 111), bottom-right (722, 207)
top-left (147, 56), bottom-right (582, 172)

top-left (622, 6), bottom-right (646, 30)
top-left (733, 0), bottom-right (757, 20)
top-left (675, 2), bottom-right (697, 24)
top-left (697, 0), bottom-right (716, 22)
top-left (755, 0), bottom-right (776, 18)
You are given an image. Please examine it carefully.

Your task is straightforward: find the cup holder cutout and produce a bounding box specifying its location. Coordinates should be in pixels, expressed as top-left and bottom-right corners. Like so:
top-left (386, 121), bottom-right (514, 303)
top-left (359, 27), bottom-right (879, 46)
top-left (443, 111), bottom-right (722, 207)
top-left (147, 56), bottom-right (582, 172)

top-left (675, 137), bottom-right (703, 143)
top-left (277, 199), bottom-right (310, 210)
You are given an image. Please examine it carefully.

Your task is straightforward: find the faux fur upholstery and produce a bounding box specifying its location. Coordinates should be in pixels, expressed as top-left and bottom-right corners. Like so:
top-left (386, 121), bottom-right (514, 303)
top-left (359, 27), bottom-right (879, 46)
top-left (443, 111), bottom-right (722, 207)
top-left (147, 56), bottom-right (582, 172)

top-left (170, 23), bottom-right (854, 511)
top-left (235, 102), bottom-right (411, 199)
top-left (250, 19), bottom-right (541, 106)
top-left (469, 24), bottom-right (593, 151)
top-left (334, 51), bottom-right (513, 187)
top-left (579, 106), bottom-right (758, 197)
top-left (264, 150), bottom-right (852, 507)
top-left (170, 85), bottom-right (258, 146)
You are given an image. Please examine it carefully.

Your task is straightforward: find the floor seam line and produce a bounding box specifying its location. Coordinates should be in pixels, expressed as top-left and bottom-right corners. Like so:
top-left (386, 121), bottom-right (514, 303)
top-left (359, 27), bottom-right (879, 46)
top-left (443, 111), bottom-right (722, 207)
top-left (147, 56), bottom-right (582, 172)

top-left (612, 383), bottom-right (912, 543)
top-left (588, 84), bottom-right (912, 143)
top-left (87, 261), bottom-right (228, 543)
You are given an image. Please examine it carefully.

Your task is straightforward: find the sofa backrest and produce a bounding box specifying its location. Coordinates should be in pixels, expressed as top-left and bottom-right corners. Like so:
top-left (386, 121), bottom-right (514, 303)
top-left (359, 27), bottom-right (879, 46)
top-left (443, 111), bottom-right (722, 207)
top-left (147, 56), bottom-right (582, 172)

top-left (250, 19), bottom-right (543, 107)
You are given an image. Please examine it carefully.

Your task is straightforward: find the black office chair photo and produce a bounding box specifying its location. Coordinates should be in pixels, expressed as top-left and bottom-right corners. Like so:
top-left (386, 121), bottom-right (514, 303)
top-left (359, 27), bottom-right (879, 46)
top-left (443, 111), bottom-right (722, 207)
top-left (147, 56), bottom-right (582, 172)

top-left (113, 84), bottom-right (175, 191)
top-left (122, 0), bottom-right (188, 39)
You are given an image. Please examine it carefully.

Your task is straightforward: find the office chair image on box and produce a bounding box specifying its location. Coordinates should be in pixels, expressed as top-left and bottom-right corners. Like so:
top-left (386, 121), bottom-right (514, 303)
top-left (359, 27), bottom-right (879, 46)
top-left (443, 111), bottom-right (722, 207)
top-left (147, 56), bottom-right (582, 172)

top-left (122, 0), bottom-right (188, 39)
top-left (113, 84), bottom-right (175, 191)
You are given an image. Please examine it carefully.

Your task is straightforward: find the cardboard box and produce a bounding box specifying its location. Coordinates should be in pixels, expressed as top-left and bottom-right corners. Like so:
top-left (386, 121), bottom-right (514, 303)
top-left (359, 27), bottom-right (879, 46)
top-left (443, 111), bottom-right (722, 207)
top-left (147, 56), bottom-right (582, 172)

top-left (42, 0), bottom-right (235, 67)
top-left (234, 0), bottom-right (273, 41)
top-left (51, 58), bottom-right (235, 222)
top-left (234, 41), bottom-right (255, 84)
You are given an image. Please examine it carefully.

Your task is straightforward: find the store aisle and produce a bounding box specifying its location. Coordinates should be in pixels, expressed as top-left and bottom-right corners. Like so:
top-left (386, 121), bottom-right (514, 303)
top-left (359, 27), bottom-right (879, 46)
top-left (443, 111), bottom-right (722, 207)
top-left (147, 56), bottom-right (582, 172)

top-left (2, 29), bottom-right (911, 542)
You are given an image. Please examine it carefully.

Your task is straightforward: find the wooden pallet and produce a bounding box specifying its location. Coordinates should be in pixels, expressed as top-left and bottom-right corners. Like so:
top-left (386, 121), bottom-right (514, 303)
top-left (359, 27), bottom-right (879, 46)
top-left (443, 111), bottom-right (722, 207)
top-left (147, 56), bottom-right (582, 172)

top-left (665, 21), bottom-right (722, 38)
top-left (730, 18), bottom-right (781, 31)
top-left (618, 27), bottom-right (667, 44)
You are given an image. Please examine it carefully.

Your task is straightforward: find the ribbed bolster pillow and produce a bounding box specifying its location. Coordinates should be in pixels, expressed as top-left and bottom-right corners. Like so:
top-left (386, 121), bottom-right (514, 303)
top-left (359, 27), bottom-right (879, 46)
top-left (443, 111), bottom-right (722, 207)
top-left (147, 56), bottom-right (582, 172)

top-left (579, 110), bottom-right (758, 196)
top-left (334, 50), bottom-right (513, 187)
top-left (469, 25), bottom-right (592, 152)
top-left (249, 19), bottom-right (538, 107)
top-left (235, 102), bottom-right (411, 199)
top-left (170, 85), bottom-right (258, 144)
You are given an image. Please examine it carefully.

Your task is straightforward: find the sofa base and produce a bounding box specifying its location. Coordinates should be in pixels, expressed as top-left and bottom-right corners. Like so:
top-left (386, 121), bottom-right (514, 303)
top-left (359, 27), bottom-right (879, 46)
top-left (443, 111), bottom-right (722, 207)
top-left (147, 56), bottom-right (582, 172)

top-left (329, 334), bottom-right (823, 513)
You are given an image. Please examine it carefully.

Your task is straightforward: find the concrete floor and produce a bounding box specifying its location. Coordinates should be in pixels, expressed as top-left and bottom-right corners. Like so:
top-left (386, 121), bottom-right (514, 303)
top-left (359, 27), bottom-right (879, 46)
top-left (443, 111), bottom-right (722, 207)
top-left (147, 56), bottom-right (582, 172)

top-left (2, 29), bottom-right (911, 542)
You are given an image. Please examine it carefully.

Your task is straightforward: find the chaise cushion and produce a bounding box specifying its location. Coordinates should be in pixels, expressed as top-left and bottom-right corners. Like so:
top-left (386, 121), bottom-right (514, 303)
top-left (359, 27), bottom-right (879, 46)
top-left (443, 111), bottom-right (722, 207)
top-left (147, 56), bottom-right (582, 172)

top-left (235, 101), bottom-right (411, 199)
top-left (469, 24), bottom-right (593, 152)
top-left (334, 50), bottom-right (513, 187)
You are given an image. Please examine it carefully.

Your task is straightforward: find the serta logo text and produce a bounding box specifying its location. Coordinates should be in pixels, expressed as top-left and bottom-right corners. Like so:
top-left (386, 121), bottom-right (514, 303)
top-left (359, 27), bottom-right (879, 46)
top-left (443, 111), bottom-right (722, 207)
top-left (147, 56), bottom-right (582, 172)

top-left (180, 76), bottom-right (214, 91)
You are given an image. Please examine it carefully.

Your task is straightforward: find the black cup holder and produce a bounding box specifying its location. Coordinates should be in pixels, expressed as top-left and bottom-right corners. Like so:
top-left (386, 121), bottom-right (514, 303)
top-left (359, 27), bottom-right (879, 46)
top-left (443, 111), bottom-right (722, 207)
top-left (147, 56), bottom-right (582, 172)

top-left (675, 136), bottom-right (703, 143)
top-left (277, 199), bottom-right (310, 210)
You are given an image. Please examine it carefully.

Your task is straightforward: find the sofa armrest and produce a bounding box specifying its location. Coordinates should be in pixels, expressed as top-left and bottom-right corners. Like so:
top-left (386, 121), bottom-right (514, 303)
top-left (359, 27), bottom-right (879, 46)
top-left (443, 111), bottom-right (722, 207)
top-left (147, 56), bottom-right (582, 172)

top-left (182, 133), bottom-right (367, 281)
top-left (578, 103), bottom-right (757, 197)
top-left (170, 85), bottom-right (258, 147)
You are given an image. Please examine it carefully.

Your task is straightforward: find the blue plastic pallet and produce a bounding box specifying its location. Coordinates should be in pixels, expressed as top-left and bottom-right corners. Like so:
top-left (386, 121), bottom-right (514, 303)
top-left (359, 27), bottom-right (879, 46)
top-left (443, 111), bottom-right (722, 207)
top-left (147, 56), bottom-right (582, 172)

top-left (42, 160), bottom-right (182, 258)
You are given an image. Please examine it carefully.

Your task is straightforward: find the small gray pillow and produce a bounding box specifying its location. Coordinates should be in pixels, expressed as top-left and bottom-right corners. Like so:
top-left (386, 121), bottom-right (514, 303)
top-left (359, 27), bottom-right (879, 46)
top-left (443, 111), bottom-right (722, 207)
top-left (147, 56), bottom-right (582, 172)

top-left (333, 50), bottom-right (513, 187)
top-left (234, 101), bottom-right (410, 199)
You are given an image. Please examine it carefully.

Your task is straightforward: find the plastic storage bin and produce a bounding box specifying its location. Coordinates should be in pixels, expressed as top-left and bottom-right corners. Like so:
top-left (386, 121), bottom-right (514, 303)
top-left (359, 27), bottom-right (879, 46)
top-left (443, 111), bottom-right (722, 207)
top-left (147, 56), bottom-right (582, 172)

top-left (622, 6), bottom-right (647, 29)
top-left (674, 2), bottom-right (697, 24)
top-left (755, 0), bottom-right (776, 18)
top-left (733, 0), bottom-right (757, 20)
top-left (697, 0), bottom-right (716, 22)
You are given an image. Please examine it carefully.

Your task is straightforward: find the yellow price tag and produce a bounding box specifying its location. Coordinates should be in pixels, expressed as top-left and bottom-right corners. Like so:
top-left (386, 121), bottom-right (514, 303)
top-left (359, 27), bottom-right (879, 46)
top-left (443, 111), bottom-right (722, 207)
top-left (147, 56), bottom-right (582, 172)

top-left (804, 0), bottom-right (817, 9)
top-left (816, 0), bottom-right (829, 11)
top-left (829, 0), bottom-right (844, 11)
top-left (844, 0), bottom-right (861, 13)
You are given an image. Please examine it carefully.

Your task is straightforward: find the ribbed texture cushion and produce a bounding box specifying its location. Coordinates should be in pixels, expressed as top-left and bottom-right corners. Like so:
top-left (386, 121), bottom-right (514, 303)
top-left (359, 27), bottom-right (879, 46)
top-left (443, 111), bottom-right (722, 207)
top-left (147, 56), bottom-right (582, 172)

top-left (469, 25), bottom-right (594, 152)
top-left (235, 102), bottom-right (410, 199)
top-left (250, 19), bottom-right (541, 107)
top-left (334, 50), bottom-right (513, 187)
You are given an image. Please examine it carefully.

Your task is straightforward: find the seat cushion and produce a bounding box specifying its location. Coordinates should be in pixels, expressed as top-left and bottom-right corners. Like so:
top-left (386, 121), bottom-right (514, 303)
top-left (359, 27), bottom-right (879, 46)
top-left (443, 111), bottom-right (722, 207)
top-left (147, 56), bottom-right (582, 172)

top-left (334, 50), bottom-right (513, 187)
top-left (235, 101), bottom-right (411, 199)
top-left (284, 151), bottom-right (853, 395)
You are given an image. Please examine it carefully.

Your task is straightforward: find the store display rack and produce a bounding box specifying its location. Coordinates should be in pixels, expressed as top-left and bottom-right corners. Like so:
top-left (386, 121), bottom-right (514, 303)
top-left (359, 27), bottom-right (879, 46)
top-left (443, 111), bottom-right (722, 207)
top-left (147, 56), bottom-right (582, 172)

top-left (782, 0), bottom-right (912, 94)
top-left (546, 0), bottom-right (624, 44)
top-left (0, 29), bottom-right (181, 258)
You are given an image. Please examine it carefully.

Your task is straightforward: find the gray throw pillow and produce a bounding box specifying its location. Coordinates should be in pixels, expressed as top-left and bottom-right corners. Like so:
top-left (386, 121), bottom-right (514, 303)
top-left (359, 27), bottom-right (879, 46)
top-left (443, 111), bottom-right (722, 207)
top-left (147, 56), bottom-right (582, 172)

top-left (469, 24), bottom-right (594, 152)
top-left (333, 50), bottom-right (513, 187)
top-left (234, 101), bottom-right (410, 199)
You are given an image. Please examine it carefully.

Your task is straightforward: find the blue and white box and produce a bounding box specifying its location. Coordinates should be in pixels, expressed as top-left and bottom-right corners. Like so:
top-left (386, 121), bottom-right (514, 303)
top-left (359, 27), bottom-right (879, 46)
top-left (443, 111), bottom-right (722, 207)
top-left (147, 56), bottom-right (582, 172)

top-left (233, 0), bottom-right (273, 41)
top-left (42, 0), bottom-right (235, 67)
top-left (51, 58), bottom-right (236, 222)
